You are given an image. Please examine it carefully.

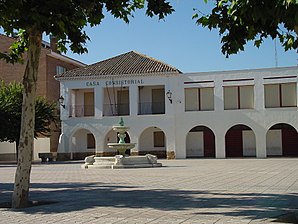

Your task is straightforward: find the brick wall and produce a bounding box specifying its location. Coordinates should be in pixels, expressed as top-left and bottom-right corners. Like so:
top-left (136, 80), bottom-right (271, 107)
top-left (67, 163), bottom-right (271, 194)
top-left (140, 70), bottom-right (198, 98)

top-left (0, 34), bottom-right (84, 157)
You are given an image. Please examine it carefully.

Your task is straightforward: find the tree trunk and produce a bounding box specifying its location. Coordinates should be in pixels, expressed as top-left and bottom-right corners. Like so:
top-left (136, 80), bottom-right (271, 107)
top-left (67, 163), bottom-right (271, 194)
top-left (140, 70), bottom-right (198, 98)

top-left (12, 30), bottom-right (42, 208)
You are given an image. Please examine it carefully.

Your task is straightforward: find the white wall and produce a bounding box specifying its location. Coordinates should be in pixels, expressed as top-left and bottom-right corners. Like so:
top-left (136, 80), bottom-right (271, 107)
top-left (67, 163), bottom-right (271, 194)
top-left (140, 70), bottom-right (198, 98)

top-left (71, 129), bottom-right (95, 153)
top-left (139, 127), bottom-right (165, 152)
top-left (0, 138), bottom-right (51, 161)
top-left (0, 141), bottom-right (16, 153)
top-left (186, 132), bottom-right (203, 157)
top-left (33, 138), bottom-right (51, 160)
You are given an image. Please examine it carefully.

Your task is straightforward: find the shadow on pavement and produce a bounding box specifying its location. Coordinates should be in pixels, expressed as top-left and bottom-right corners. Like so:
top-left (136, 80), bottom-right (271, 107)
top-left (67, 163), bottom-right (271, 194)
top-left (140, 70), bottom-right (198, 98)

top-left (1, 182), bottom-right (297, 222)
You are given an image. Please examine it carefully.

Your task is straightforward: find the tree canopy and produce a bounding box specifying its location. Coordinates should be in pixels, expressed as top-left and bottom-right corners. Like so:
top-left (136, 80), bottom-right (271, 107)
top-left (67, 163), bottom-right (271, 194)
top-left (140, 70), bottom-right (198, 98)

top-left (0, 81), bottom-right (57, 145)
top-left (0, 0), bottom-right (174, 60)
top-left (193, 0), bottom-right (298, 57)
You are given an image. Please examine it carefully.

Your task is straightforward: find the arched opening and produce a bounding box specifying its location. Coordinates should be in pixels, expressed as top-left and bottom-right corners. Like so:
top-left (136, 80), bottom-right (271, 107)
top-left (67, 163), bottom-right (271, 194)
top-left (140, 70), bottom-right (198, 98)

top-left (266, 123), bottom-right (298, 157)
top-left (186, 126), bottom-right (215, 158)
top-left (104, 129), bottom-right (131, 156)
top-left (225, 125), bottom-right (256, 157)
top-left (70, 128), bottom-right (96, 159)
top-left (139, 127), bottom-right (166, 158)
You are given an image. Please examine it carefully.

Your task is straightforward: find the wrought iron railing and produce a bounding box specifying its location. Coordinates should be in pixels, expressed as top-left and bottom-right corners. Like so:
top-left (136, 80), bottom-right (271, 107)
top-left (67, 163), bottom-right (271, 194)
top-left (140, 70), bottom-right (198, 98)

top-left (138, 102), bottom-right (165, 115)
top-left (69, 105), bottom-right (94, 117)
top-left (103, 103), bottom-right (130, 116)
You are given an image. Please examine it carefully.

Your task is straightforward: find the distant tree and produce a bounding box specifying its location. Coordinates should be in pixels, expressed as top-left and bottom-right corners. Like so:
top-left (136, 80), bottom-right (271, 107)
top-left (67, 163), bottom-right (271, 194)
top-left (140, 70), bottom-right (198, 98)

top-left (193, 0), bottom-right (298, 56)
top-left (0, 0), bottom-right (174, 208)
top-left (0, 81), bottom-right (56, 159)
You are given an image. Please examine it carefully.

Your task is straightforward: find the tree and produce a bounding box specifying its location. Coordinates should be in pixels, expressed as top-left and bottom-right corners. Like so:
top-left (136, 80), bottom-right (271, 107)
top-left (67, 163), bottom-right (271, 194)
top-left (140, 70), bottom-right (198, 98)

top-left (193, 0), bottom-right (298, 56)
top-left (0, 0), bottom-right (174, 208)
top-left (0, 81), bottom-right (56, 159)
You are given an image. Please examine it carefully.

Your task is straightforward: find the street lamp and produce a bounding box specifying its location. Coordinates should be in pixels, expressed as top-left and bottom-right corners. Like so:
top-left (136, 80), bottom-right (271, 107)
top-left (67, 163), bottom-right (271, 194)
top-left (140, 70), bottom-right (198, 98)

top-left (58, 96), bottom-right (65, 108)
top-left (166, 90), bottom-right (172, 104)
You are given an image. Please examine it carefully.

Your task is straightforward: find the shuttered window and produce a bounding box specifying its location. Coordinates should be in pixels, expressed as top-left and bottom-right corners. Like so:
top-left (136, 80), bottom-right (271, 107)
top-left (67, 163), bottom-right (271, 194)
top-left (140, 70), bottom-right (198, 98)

top-left (265, 83), bottom-right (296, 108)
top-left (224, 85), bottom-right (254, 110)
top-left (185, 88), bottom-right (214, 111)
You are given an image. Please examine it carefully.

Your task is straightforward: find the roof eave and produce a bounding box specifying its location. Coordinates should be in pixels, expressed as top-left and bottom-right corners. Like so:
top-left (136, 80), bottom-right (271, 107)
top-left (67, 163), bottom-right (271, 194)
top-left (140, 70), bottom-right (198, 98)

top-left (55, 71), bottom-right (181, 81)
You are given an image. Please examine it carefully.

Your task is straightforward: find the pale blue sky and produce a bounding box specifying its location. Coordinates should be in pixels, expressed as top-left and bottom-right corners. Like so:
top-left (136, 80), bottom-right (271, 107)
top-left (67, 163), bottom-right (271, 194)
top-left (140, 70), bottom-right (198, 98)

top-left (64, 0), bottom-right (297, 73)
top-left (3, 1), bottom-right (298, 73)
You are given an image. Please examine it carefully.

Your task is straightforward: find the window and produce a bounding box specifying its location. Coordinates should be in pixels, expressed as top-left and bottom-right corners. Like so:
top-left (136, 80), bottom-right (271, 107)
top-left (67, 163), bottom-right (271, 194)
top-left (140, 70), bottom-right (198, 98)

top-left (87, 134), bottom-right (95, 149)
top-left (185, 88), bottom-right (214, 111)
top-left (264, 83), bottom-right (297, 108)
top-left (224, 86), bottom-right (254, 110)
top-left (84, 92), bottom-right (94, 116)
top-left (56, 66), bottom-right (66, 75)
top-left (153, 131), bottom-right (165, 147)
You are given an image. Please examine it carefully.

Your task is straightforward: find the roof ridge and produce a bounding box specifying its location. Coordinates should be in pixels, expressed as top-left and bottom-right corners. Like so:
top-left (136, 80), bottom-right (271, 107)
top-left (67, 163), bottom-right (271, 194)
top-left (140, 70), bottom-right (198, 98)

top-left (55, 50), bottom-right (182, 79)
top-left (130, 51), bottom-right (182, 73)
top-left (89, 51), bottom-right (134, 67)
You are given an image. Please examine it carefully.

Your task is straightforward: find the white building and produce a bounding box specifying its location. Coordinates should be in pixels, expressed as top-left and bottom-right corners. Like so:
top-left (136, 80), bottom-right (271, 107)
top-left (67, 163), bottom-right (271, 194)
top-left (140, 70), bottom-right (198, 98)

top-left (55, 51), bottom-right (298, 160)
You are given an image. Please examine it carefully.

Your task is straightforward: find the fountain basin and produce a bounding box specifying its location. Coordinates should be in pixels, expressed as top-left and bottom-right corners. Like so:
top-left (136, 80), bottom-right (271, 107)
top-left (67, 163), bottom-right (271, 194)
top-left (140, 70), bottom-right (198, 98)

top-left (112, 126), bottom-right (130, 132)
top-left (107, 143), bottom-right (136, 150)
top-left (107, 143), bottom-right (136, 156)
top-left (82, 154), bottom-right (162, 169)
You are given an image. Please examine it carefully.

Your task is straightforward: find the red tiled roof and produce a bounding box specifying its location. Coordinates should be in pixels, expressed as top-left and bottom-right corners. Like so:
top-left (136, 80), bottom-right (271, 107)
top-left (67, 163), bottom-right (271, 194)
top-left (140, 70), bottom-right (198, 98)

top-left (56, 51), bottom-right (182, 79)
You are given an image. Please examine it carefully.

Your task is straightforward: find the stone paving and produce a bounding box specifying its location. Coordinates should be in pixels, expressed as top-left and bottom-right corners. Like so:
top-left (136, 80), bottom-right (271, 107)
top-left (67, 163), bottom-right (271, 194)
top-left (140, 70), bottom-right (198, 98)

top-left (0, 158), bottom-right (298, 223)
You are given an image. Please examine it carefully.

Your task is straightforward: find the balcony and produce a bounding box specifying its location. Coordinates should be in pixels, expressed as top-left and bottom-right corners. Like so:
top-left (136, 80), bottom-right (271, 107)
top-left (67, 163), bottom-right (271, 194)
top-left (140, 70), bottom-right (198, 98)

top-left (103, 103), bottom-right (130, 116)
top-left (138, 102), bottom-right (165, 115)
top-left (69, 105), bottom-right (94, 117)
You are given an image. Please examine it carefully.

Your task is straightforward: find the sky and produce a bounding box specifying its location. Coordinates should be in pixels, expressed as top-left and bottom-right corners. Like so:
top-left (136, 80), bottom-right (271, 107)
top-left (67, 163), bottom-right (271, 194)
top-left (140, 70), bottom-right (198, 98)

top-left (5, 1), bottom-right (298, 73)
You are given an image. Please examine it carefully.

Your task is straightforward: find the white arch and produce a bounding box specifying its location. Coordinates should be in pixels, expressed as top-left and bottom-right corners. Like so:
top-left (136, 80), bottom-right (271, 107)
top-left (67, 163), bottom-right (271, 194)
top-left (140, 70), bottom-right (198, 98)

top-left (185, 125), bottom-right (216, 158)
top-left (267, 122), bottom-right (298, 133)
top-left (224, 123), bottom-right (257, 137)
top-left (69, 124), bottom-right (98, 139)
top-left (184, 125), bottom-right (215, 141)
top-left (266, 122), bottom-right (298, 157)
top-left (68, 125), bottom-right (98, 159)
top-left (225, 123), bottom-right (256, 157)
top-left (138, 126), bottom-right (167, 158)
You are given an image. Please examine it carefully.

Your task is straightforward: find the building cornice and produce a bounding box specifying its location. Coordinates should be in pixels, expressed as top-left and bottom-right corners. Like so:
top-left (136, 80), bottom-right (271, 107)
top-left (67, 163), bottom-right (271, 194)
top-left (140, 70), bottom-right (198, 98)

top-left (55, 71), bottom-right (180, 81)
top-left (47, 51), bottom-right (86, 67)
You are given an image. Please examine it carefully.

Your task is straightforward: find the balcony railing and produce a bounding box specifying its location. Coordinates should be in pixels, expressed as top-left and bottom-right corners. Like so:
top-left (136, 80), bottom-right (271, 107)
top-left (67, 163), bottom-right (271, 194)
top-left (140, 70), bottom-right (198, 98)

top-left (69, 105), bottom-right (94, 117)
top-left (103, 103), bottom-right (129, 116)
top-left (138, 102), bottom-right (165, 115)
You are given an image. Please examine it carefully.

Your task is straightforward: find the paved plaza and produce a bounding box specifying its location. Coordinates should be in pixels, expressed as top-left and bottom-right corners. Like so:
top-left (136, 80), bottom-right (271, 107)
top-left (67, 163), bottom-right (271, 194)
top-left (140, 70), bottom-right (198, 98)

top-left (0, 159), bottom-right (298, 223)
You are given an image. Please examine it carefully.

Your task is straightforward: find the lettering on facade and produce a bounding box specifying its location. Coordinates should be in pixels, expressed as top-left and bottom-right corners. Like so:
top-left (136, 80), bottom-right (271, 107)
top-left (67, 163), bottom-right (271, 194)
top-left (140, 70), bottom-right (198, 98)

top-left (105, 79), bottom-right (144, 86)
top-left (86, 79), bottom-right (144, 87)
top-left (86, 81), bottom-right (100, 86)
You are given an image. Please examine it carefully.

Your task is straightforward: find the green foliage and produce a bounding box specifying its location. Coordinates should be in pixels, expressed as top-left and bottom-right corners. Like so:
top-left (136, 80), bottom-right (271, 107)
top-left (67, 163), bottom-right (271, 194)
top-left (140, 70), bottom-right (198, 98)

top-left (0, 81), bottom-right (57, 143)
top-left (0, 81), bottom-right (22, 143)
top-left (0, 0), bottom-right (174, 60)
top-left (193, 0), bottom-right (298, 57)
top-left (0, 30), bottom-right (28, 64)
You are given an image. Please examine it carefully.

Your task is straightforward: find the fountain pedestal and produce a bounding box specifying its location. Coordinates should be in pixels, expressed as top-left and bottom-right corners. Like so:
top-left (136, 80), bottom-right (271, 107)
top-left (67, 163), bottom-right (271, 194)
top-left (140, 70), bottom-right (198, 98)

top-left (82, 118), bottom-right (162, 169)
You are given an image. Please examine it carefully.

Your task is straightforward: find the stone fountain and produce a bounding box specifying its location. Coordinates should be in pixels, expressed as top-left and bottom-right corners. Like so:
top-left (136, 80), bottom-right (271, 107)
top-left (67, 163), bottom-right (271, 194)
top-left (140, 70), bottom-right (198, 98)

top-left (82, 118), bottom-right (162, 169)
top-left (107, 117), bottom-right (136, 156)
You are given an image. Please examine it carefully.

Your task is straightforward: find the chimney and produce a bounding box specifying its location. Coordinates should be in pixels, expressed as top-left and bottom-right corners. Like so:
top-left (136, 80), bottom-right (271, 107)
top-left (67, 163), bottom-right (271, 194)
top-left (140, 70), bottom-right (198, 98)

top-left (50, 35), bottom-right (59, 53)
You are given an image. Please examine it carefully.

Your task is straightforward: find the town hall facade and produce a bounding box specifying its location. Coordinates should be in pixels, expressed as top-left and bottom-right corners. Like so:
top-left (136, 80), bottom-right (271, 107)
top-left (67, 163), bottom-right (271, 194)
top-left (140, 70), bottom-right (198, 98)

top-left (55, 51), bottom-right (298, 160)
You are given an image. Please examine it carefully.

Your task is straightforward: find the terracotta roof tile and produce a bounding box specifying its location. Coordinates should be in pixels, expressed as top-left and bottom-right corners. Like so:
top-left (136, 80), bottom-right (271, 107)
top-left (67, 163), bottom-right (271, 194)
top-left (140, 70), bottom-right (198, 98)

top-left (56, 51), bottom-right (182, 79)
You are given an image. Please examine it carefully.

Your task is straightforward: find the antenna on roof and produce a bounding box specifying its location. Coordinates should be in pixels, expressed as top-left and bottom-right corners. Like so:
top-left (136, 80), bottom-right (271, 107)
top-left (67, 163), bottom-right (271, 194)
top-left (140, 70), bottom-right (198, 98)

top-left (274, 39), bottom-right (278, 68)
